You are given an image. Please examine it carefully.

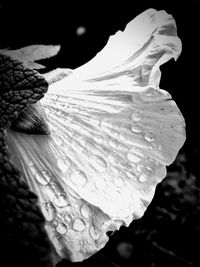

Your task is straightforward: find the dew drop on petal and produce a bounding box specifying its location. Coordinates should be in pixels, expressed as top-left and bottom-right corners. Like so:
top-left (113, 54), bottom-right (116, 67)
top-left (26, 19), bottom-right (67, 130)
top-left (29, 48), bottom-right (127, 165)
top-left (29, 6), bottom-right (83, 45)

top-left (126, 170), bottom-right (137, 181)
top-left (93, 135), bottom-right (104, 144)
top-left (89, 226), bottom-right (100, 240)
top-left (131, 111), bottom-right (142, 122)
top-left (56, 223), bottom-right (67, 234)
top-left (80, 204), bottom-right (91, 219)
top-left (131, 125), bottom-right (141, 133)
top-left (57, 158), bottom-right (70, 172)
top-left (157, 144), bottom-right (163, 150)
top-left (72, 218), bottom-right (85, 231)
top-left (136, 164), bottom-right (144, 173)
top-left (118, 143), bottom-right (128, 152)
top-left (41, 201), bottom-right (56, 221)
top-left (35, 170), bottom-right (51, 185)
top-left (139, 173), bottom-right (148, 183)
top-left (119, 133), bottom-right (126, 141)
top-left (71, 170), bottom-right (87, 186)
top-left (144, 133), bottom-right (155, 142)
top-left (54, 196), bottom-right (68, 207)
top-left (127, 151), bottom-right (141, 163)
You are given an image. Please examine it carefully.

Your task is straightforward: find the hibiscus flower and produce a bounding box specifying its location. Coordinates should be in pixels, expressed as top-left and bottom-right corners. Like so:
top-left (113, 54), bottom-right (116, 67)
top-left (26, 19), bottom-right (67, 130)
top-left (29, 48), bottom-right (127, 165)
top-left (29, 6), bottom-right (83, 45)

top-left (0, 8), bottom-right (185, 266)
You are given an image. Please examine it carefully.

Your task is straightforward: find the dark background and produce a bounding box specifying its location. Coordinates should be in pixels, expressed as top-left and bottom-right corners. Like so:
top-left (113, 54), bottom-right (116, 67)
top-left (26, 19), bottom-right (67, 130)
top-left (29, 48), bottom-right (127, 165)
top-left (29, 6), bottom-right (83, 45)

top-left (1, 1), bottom-right (200, 267)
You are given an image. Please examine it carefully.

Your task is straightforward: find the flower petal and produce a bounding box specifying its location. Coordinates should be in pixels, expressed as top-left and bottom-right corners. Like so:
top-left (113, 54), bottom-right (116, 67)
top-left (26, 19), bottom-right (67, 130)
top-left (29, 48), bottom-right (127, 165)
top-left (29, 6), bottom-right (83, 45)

top-left (7, 8), bottom-right (185, 262)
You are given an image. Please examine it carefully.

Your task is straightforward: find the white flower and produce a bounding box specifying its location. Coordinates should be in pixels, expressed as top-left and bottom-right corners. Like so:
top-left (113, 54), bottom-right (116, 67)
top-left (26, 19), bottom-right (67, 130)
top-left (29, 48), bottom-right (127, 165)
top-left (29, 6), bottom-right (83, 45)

top-left (6, 9), bottom-right (185, 262)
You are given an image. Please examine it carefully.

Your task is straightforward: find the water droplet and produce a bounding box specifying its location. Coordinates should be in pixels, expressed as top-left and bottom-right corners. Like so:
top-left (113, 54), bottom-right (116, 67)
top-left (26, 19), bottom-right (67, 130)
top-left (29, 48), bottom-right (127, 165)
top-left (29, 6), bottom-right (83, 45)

top-left (118, 143), bottom-right (128, 152)
top-left (144, 133), bottom-right (155, 142)
top-left (131, 111), bottom-right (142, 122)
top-left (56, 110), bottom-right (62, 116)
top-left (73, 218), bottom-right (85, 231)
top-left (109, 139), bottom-right (118, 149)
top-left (126, 170), bottom-right (137, 181)
top-left (46, 108), bottom-right (52, 115)
top-left (81, 204), bottom-right (91, 219)
top-left (119, 134), bottom-right (126, 141)
top-left (127, 151), bottom-right (141, 163)
top-left (29, 161), bottom-right (34, 167)
top-left (131, 125), bottom-right (141, 133)
top-left (157, 145), bottom-right (163, 150)
top-left (93, 135), bottom-right (104, 144)
top-left (41, 202), bottom-right (56, 221)
top-left (136, 164), bottom-right (144, 173)
top-left (54, 196), bottom-right (68, 207)
top-left (139, 173), bottom-right (148, 183)
top-left (35, 170), bottom-right (51, 185)
top-left (71, 170), bottom-right (87, 186)
top-left (90, 156), bottom-right (107, 172)
top-left (57, 158), bottom-right (70, 172)
top-left (89, 226), bottom-right (100, 240)
top-left (56, 223), bottom-right (67, 234)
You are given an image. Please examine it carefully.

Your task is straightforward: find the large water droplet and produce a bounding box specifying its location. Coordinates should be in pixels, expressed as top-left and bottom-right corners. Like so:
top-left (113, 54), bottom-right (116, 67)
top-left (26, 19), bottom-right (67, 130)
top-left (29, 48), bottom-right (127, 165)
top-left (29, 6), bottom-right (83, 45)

top-left (81, 204), bottom-right (91, 219)
top-left (71, 170), bottom-right (87, 186)
top-left (131, 111), bottom-right (142, 122)
top-left (131, 125), bottom-right (141, 133)
top-left (90, 156), bottom-right (107, 172)
top-left (56, 223), bottom-right (67, 234)
top-left (41, 201), bottom-right (56, 221)
top-left (127, 151), bottom-right (141, 163)
top-left (73, 218), bottom-right (85, 231)
top-left (54, 196), bottom-right (68, 207)
top-left (89, 226), bottom-right (100, 240)
top-left (35, 170), bottom-right (51, 185)
top-left (144, 133), bottom-right (155, 142)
